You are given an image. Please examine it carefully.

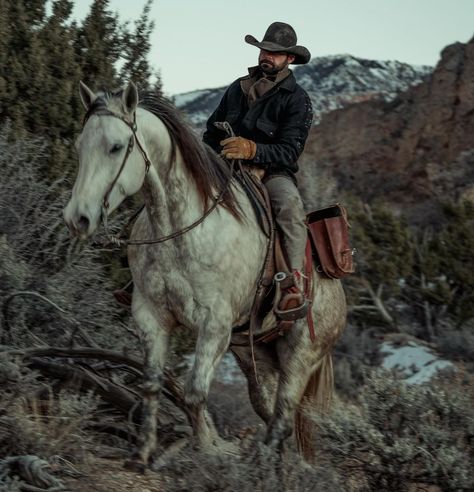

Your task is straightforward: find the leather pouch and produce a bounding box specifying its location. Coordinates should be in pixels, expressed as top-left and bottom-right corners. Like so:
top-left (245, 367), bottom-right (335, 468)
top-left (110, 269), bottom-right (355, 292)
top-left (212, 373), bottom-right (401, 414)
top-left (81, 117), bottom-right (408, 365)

top-left (306, 204), bottom-right (355, 279)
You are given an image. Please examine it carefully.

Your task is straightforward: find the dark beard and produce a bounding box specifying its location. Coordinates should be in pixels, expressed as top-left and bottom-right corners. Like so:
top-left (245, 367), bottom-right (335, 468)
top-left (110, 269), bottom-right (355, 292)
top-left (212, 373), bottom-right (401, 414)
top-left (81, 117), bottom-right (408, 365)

top-left (259, 61), bottom-right (280, 75)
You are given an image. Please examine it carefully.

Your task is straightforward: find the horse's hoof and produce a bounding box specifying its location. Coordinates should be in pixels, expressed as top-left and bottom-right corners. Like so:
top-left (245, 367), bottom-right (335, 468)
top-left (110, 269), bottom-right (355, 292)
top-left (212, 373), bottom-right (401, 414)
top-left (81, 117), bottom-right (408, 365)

top-left (151, 438), bottom-right (189, 471)
top-left (123, 458), bottom-right (147, 474)
top-left (264, 434), bottom-right (285, 454)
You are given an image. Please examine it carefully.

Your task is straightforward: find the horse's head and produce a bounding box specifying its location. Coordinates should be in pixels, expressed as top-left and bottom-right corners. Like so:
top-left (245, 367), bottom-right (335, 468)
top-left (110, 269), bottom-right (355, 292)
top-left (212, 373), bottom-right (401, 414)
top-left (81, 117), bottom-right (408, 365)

top-left (64, 81), bottom-right (148, 239)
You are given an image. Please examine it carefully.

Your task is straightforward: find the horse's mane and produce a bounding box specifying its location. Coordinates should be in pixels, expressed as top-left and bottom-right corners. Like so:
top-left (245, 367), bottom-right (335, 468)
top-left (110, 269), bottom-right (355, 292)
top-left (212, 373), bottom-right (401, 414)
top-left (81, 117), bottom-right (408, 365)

top-left (85, 89), bottom-right (241, 219)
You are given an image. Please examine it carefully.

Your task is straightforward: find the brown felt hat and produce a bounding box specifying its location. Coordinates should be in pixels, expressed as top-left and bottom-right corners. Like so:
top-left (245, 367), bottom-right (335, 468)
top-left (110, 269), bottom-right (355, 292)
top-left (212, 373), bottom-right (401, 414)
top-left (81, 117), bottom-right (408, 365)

top-left (245, 22), bottom-right (311, 65)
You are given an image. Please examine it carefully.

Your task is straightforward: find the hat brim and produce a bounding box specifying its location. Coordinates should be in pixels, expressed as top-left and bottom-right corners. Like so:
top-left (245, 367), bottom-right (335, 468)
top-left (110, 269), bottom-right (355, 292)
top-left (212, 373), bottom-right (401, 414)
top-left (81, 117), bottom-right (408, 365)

top-left (245, 34), bottom-right (311, 65)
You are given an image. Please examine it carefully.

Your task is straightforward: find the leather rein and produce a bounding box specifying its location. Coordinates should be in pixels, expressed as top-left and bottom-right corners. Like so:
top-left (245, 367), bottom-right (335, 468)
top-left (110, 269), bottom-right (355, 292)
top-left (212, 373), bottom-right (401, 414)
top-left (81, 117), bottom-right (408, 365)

top-left (82, 109), bottom-right (234, 246)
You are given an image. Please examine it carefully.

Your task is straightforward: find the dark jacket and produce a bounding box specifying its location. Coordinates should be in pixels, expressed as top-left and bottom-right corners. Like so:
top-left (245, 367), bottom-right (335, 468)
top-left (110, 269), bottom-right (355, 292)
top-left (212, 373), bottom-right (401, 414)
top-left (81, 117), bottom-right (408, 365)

top-left (203, 70), bottom-right (313, 178)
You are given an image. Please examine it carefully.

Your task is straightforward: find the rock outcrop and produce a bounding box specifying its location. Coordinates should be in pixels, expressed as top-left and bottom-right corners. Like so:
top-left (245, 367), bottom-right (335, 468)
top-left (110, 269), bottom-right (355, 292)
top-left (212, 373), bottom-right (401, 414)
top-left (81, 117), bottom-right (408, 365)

top-left (300, 36), bottom-right (474, 224)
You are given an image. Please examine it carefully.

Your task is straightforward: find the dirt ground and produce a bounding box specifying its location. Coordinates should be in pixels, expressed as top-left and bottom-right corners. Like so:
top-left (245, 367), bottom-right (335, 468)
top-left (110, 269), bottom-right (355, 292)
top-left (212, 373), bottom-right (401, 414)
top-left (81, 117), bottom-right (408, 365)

top-left (62, 457), bottom-right (168, 492)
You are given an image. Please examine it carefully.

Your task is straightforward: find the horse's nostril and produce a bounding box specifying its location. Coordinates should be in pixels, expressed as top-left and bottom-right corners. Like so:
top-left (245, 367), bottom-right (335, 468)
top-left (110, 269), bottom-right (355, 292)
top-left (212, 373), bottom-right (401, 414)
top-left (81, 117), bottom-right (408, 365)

top-left (77, 215), bottom-right (90, 232)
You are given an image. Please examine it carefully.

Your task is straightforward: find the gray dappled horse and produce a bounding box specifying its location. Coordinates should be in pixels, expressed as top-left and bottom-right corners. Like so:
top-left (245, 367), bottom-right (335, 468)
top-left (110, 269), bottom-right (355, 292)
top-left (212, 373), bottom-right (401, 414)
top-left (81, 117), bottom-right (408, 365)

top-left (63, 81), bottom-right (346, 467)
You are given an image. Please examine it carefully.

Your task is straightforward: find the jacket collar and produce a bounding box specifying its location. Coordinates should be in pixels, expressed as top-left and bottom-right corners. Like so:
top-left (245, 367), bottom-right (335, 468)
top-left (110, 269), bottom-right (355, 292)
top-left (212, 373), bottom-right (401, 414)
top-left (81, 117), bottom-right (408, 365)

top-left (244, 66), bottom-right (296, 92)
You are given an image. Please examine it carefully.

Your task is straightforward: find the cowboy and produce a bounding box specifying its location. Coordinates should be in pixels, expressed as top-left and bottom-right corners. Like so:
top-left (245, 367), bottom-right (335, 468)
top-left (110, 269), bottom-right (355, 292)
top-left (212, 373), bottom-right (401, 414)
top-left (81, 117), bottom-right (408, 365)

top-left (203, 22), bottom-right (313, 318)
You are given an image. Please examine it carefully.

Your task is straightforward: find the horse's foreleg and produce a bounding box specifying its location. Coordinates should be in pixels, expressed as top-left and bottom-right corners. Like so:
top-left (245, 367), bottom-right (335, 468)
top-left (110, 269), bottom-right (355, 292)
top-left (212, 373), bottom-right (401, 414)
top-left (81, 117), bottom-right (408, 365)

top-left (130, 294), bottom-right (171, 469)
top-left (185, 318), bottom-right (231, 449)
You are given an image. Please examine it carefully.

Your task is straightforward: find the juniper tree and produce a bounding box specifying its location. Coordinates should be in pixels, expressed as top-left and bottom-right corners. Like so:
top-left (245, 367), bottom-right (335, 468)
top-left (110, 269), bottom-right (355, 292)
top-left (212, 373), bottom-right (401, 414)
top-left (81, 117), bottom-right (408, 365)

top-left (346, 199), bottom-right (414, 325)
top-left (0, 0), bottom-right (47, 135)
top-left (410, 201), bottom-right (474, 331)
top-left (119, 0), bottom-right (160, 92)
top-left (74, 0), bottom-right (122, 88)
top-left (37, 0), bottom-right (83, 178)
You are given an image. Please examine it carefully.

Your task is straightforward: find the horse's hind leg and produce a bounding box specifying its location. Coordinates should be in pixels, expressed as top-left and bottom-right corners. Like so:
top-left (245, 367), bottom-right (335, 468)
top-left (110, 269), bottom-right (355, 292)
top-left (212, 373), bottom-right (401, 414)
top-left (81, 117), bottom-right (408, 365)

top-left (231, 342), bottom-right (279, 424)
top-left (128, 292), bottom-right (171, 469)
top-left (185, 316), bottom-right (231, 450)
top-left (265, 325), bottom-right (323, 451)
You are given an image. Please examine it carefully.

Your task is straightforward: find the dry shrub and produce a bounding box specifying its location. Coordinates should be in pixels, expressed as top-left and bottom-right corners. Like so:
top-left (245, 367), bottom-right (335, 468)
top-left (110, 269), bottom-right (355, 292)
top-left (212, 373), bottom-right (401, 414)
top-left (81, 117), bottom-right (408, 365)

top-left (0, 354), bottom-right (99, 463)
top-left (1, 391), bottom-right (99, 462)
top-left (0, 123), bottom-right (139, 467)
top-left (160, 440), bottom-right (344, 492)
top-left (436, 319), bottom-right (474, 364)
top-left (333, 323), bottom-right (380, 399)
top-left (0, 121), bottom-right (133, 351)
top-left (310, 371), bottom-right (474, 491)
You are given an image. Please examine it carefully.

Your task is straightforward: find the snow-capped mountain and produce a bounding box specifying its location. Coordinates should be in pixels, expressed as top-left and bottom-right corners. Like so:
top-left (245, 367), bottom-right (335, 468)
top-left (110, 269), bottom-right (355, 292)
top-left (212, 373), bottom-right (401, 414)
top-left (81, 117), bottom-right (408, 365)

top-left (173, 54), bottom-right (432, 127)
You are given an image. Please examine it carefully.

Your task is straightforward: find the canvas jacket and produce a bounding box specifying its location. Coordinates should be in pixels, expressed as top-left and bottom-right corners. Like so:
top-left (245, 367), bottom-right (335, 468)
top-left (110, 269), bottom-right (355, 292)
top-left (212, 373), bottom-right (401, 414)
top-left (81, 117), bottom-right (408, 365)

top-left (203, 69), bottom-right (313, 178)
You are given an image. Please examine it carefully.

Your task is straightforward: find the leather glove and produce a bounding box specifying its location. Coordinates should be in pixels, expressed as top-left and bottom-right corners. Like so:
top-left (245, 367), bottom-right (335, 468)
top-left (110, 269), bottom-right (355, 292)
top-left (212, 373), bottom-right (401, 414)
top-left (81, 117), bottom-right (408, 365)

top-left (220, 136), bottom-right (257, 160)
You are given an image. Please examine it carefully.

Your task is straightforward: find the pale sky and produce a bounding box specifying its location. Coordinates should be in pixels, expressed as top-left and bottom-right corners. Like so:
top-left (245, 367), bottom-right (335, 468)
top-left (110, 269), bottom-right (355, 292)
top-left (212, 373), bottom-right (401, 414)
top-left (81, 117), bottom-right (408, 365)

top-left (73, 0), bottom-right (474, 95)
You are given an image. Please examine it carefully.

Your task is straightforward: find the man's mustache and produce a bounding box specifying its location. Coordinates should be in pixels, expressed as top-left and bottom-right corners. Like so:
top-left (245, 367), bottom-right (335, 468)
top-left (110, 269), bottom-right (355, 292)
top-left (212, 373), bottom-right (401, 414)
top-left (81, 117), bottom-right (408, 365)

top-left (260, 59), bottom-right (274, 66)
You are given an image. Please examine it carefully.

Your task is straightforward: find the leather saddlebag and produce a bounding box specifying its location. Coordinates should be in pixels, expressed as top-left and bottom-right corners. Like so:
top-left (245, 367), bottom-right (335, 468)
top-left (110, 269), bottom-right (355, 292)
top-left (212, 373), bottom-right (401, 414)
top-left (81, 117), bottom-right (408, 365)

top-left (306, 204), bottom-right (355, 279)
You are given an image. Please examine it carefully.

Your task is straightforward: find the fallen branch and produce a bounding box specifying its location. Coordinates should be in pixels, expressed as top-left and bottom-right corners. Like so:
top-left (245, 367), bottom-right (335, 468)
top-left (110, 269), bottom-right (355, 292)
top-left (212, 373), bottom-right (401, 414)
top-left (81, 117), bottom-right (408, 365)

top-left (6, 346), bottom-right (190, 418)
top-left (28, 358), bottom-right (140, 417)
top-left (6, 346), bottom-right (143, 370)
top-left (8, 346), bottom-right (191, 421)
top-left (0, 455), bottom-right (67, 491)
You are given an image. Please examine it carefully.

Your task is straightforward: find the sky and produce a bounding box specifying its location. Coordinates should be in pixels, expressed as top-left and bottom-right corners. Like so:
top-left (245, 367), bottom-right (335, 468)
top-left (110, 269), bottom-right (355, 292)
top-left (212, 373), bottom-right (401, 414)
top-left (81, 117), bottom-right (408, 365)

top-left (73, 0), bottom-right (474, 96)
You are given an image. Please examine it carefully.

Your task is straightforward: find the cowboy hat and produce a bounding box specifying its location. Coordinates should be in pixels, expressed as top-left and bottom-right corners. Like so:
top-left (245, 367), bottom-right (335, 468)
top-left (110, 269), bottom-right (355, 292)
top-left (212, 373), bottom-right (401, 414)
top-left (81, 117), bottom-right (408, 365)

top-left (245, 22), bottom-right (311, 65)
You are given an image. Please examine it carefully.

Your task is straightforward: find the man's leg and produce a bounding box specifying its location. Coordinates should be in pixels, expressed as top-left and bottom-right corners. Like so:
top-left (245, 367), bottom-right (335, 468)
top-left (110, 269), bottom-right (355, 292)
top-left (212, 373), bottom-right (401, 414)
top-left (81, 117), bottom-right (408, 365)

top-left (264, 175), bottom-right (308, 317)
top-left (264, 175), bottom-right (307, 272)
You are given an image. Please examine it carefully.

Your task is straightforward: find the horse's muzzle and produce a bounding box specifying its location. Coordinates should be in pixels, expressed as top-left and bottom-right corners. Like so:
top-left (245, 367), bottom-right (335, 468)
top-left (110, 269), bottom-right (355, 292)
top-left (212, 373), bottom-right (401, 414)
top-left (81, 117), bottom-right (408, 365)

top-left (63, 201), bottom-right (98, 239)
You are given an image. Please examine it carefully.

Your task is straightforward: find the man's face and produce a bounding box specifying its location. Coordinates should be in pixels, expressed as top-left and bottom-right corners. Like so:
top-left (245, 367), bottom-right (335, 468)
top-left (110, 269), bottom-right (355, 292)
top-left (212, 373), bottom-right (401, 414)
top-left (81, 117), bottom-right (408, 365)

top-left (258, 49), bottom-right (295, 75)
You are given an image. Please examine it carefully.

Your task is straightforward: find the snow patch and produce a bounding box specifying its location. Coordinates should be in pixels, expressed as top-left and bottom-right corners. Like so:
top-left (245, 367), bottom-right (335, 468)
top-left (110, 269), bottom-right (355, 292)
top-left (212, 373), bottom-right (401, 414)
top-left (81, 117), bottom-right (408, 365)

top-left (174, 89), bottom-right (210, 108)
top-left (380, 341), bottom-right (454, 384)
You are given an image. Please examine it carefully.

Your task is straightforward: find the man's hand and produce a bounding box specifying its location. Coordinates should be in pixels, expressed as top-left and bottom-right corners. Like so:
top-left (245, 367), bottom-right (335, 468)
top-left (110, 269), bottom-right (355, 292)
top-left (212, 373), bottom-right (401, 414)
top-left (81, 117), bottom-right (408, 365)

top-left (220, 136), bottom-right (257, 160)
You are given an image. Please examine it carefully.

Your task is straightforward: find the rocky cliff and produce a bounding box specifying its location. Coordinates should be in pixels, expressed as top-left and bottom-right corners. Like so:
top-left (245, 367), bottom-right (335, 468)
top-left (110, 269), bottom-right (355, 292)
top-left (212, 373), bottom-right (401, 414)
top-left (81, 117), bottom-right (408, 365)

top-left (299, 37), bottom-right (474, 224)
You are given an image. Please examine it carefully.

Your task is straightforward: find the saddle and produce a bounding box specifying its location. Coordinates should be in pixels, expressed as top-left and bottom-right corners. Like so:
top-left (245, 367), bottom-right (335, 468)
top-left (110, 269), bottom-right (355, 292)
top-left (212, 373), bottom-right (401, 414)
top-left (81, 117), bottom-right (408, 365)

top-left (232, 166), bottom-right (354, 345)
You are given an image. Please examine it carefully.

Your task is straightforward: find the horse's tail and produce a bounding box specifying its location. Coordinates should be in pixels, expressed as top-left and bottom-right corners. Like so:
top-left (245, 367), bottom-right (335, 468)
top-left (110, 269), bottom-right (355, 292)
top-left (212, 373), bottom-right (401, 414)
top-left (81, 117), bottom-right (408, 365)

top-left (295, 352), bottom-right (334, 463)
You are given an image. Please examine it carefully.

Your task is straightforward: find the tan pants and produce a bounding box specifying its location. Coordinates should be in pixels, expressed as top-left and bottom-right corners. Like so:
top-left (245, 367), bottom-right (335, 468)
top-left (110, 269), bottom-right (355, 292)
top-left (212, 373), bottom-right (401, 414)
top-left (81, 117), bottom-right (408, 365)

top-left (264, 175), bottom-right (307, 272)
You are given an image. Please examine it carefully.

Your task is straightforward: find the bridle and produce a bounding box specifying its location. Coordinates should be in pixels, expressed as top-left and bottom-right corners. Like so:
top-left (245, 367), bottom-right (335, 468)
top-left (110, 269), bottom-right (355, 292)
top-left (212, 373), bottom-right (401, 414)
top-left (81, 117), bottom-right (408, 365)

top-left (82, 109), bottom-right (235, 246)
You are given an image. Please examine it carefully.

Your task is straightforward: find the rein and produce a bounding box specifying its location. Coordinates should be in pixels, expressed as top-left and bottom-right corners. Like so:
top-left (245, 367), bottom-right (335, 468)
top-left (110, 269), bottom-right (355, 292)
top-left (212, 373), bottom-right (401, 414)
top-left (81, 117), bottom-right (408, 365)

top-left (83, 109), bottom-right (235, 246)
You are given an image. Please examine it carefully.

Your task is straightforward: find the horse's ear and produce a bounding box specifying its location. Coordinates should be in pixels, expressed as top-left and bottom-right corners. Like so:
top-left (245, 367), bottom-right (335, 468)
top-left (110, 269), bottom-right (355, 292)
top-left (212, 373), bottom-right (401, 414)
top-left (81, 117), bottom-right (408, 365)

top-left (122, 81), bottom-right (138, 114)
top-left (79, 81), bottom-right (96, 110)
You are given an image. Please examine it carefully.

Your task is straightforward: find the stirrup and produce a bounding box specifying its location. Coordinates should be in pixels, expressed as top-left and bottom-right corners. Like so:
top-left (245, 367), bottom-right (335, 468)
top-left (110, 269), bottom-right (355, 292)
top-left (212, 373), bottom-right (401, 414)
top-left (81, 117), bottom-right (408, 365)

top-left (274, 294), bottom-right (309, 321)
top-left (273, 271), bottom-right (308, 321)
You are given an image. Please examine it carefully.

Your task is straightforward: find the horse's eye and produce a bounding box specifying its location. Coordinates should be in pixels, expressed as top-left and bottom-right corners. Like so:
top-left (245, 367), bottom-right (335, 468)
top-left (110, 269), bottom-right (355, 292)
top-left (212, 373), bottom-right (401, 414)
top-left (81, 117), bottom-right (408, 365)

top-left (110, 143), bottom-right (123, 154)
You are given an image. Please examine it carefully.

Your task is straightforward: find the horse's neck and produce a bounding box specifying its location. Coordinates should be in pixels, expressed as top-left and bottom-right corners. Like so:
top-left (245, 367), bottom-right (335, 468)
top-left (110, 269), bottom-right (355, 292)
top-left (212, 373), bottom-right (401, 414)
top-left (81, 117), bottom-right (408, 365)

top-left (137, 109), bottom-right (205, 235)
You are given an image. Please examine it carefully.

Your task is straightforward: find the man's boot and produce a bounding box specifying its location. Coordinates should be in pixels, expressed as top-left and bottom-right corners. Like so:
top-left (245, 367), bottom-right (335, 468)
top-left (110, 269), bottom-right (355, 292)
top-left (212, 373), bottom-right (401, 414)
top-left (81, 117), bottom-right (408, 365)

top-left (274, 270), bottom-right (308, 321)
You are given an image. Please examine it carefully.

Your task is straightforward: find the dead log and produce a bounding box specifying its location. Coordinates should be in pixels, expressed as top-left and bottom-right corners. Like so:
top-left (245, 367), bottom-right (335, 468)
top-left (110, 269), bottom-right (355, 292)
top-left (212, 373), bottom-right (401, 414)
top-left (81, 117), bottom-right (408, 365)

top-left (10, 346), bottom-right (193, 422)
top-left (28, 357), bottom-right (140, 417)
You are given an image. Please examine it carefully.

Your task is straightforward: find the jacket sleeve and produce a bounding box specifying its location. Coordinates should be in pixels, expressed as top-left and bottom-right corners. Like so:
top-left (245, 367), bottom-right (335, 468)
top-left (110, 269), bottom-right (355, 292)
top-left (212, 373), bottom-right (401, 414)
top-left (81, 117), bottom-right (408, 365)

top-left (252, 91), bottom-right (313, 171)
top-left (202, 87), bottom-right (230, 153)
